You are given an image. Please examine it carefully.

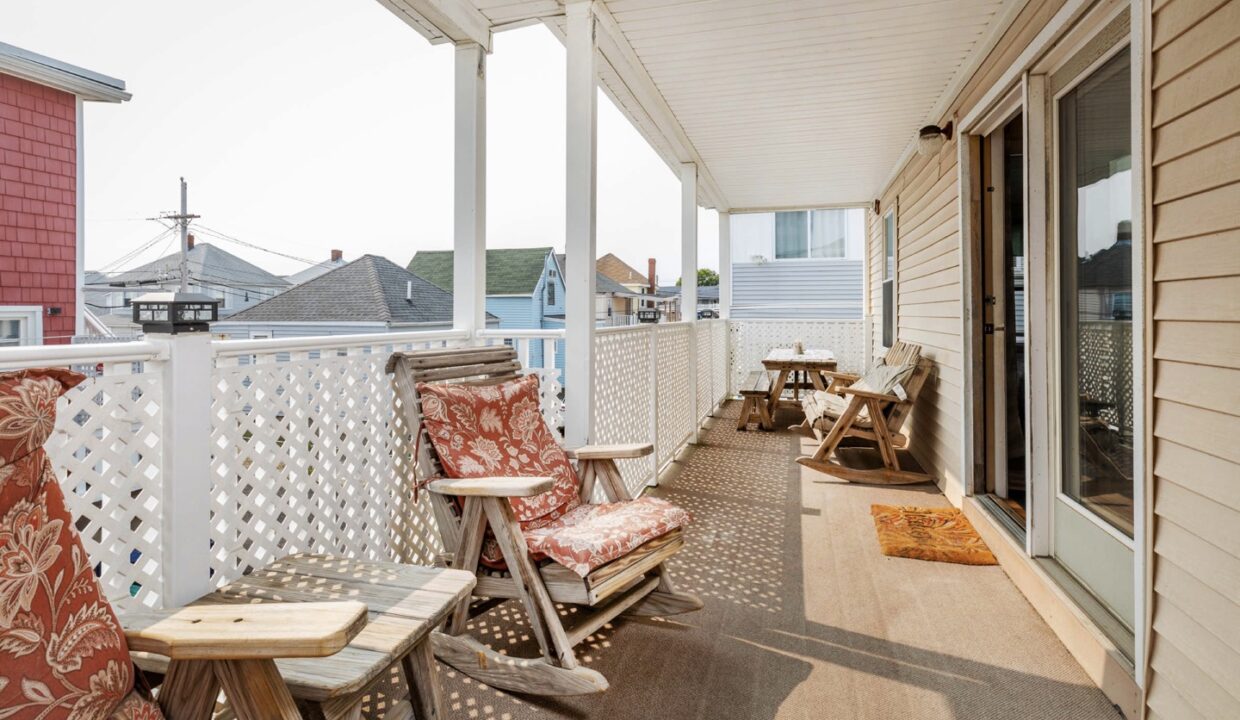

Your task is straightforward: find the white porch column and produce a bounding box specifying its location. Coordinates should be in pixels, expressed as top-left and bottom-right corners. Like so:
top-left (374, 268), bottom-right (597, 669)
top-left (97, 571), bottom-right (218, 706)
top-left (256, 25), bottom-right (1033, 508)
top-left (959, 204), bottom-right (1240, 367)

top-left (680, 163), bottom-right (698, 322)
top-left (453, 42), bottom-right (487, 334)
top-left (717, 210), bottom-right (731, 319)
top-left (564, 0), bottom-right (598, 448)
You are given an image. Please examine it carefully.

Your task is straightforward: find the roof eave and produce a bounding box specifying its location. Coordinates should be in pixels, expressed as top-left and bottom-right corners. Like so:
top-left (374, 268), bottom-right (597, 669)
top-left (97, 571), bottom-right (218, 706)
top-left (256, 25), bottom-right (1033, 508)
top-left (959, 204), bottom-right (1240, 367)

top-left (0, 42), bottom-right (130, 102)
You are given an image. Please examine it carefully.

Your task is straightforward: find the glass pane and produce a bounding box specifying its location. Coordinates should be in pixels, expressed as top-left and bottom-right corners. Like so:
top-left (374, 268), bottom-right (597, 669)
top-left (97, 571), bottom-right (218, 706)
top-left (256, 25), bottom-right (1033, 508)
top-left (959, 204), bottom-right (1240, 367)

top-left (1059, 50), bottom-right (1134, 537)
top-left (1004, 114), bottom-right (1027, 516)
top-left (775, 211), bottom-right (808, 258)
top-left (883, 213), bottom-right (895, 279)
top-left (0, 319), bottom-right (21, 346)
top-left (809, 209), bottom-right (846, 258)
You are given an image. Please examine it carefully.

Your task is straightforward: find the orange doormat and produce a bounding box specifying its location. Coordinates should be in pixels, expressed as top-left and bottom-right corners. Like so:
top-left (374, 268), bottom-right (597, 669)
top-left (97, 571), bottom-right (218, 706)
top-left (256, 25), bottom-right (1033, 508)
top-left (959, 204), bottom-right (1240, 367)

top-left (870, 505), bottom-right (998, 565)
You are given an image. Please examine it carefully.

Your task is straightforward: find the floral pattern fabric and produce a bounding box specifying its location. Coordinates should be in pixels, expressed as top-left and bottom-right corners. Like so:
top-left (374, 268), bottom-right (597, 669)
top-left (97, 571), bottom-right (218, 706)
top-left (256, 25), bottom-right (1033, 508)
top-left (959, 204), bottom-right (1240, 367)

top-left (523, 497), bottom-right (691, 577)
top-left (0, 369), bottom-right (153, 720)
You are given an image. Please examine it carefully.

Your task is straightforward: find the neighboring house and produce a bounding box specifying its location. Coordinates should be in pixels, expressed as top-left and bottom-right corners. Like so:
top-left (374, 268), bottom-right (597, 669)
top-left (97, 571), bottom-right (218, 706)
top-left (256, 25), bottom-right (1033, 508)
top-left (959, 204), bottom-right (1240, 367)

top-left (658, 284), bottom-right (720, 319)
top-left (552, 253), bottom-right (642, 327)
top-left (85, 237), bottom-right (290, 328)
top-left (0, 42), bottom-right (130, 345)
top-left (596, 252), bottom-right (649, 294)
top-left (408, 247), bottom-right (643, 371)
top-left (729, 207), bottom-right (866, 318)
top-left (284, 249), bottom-right (347, 287)
top-left (1077, 223), bottom-right (1132, 321)
top-left (213, 254), bottom-right (490, 339)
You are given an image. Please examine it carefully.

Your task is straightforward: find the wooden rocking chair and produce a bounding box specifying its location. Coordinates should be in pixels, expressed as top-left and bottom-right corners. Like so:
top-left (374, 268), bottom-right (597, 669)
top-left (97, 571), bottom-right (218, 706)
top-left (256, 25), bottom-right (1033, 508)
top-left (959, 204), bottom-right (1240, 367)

top-left (795, 341), bottom-right (935, 485)
top-left (386, 347), bottom-right (702, 697)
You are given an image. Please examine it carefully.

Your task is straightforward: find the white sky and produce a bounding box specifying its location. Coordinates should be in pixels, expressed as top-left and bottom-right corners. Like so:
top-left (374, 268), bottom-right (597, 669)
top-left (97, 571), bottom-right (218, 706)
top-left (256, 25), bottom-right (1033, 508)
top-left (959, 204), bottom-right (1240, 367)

top-left (0, 0), bottom-right (719, 282)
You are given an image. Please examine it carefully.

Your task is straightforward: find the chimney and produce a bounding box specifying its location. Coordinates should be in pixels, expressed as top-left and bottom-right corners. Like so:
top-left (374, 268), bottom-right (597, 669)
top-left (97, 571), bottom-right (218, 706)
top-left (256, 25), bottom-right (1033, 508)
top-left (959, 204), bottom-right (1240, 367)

top-left (187, 233), bottom-right (195, 250)
top-left (331, 249), bottom-right (343, 262)
top-left (406, 280), bottom-right (412, 302)
top-left (647, 258), bottom-right (656, 294)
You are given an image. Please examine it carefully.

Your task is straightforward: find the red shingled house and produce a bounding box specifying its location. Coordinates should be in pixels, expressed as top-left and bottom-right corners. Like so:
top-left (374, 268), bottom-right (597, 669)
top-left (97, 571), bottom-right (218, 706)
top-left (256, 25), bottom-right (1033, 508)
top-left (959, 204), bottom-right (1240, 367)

top-left (0, 42), bottom-right (129, 345)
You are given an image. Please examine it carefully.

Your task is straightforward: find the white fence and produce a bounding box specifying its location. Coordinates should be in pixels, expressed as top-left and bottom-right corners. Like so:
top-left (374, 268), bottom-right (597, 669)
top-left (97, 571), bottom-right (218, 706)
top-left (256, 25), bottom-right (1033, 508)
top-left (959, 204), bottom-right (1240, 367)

top-left (2, 317), bottom-right (860, 610)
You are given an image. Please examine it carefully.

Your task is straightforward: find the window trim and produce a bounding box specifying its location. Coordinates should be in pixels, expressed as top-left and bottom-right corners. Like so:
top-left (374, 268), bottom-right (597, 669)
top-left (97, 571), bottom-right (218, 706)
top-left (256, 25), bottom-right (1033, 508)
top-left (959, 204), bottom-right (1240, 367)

top-left (0, 306), bottom-right (44, 347)
top-left (881, 208), bottom-right (898, 349)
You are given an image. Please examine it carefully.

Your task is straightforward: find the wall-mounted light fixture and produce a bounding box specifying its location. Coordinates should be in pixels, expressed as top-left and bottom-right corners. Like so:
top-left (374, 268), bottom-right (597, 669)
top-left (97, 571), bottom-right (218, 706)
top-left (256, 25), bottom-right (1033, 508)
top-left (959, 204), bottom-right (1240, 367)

top-left (917, 122), bottom-right (953, 156)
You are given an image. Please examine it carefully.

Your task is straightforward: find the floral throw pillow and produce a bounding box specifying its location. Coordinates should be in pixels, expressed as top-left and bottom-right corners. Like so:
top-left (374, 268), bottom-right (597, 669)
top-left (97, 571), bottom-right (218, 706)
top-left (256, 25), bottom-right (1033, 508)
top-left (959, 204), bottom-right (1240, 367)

top-left (417, 374), bottom-right (581, 525)
top-left (0, 369), bottom-right (142, 719)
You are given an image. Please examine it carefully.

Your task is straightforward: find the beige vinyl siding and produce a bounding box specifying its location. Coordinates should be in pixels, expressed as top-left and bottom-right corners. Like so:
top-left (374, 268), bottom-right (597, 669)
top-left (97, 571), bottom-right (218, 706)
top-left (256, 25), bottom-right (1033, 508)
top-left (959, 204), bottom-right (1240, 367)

top-left (1147, 0), bottom-right (1240, 717)
top-left (865, 0), bottom-right (1068, 498)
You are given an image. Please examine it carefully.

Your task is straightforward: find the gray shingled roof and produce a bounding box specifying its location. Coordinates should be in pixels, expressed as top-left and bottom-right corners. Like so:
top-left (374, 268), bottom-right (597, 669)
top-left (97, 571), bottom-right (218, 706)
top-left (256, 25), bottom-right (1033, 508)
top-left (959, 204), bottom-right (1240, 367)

top-left (104, 242), bottom-right (289, 288)
top-left (224, 255), bottom-right (475, 324)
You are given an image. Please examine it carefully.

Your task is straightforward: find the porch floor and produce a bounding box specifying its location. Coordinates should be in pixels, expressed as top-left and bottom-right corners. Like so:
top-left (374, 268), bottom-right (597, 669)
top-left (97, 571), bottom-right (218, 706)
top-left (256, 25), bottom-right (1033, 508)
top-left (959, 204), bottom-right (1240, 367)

top-left (438, 401), bottom-right (1121, 720)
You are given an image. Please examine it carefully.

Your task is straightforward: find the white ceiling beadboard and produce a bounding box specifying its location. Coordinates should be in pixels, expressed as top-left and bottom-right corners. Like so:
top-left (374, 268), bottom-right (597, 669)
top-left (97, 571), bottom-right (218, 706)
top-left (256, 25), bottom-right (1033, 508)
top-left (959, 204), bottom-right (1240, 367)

top-left (461, 0), bottom-right (1017, 210)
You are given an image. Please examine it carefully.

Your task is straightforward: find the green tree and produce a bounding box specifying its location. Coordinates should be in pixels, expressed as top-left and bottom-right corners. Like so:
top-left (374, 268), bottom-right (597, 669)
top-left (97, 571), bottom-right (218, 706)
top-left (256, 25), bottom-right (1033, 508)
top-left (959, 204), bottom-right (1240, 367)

top-left (677, 268), bottom-right (719, 287)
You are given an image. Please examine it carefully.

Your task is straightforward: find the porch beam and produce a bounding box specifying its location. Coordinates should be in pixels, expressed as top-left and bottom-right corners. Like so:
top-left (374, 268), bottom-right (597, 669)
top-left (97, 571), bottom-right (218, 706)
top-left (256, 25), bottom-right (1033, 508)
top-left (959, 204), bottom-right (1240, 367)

top-left (718, 211), bottom-right (731, 320)
top-left (680, 163), bottom-right (698, 323)
top-left (453, 42), bottom-right (487, 334)
top-left (379, 0), bottom-right (492, 52)
top-left (589, 2), bottom-right (727, 211)
top-left (564, 0), bottom-right (598, 448)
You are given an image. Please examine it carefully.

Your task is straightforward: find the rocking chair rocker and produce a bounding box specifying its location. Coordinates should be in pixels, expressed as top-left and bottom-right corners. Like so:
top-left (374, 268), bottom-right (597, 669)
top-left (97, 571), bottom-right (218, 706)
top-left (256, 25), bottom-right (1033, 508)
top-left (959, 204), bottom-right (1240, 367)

top-left (386, 347), bottom-right (702, 697)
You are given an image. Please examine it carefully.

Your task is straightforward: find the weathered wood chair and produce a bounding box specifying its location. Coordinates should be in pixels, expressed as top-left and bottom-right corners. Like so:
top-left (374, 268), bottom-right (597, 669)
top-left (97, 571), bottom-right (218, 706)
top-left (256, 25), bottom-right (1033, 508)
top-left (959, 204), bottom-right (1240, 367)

top-left (795, 341), bottom-right (935, 485)
top-left (386, 346), bottom-right (702, 696)
top-left (0, 368), bottom-right (370, 720)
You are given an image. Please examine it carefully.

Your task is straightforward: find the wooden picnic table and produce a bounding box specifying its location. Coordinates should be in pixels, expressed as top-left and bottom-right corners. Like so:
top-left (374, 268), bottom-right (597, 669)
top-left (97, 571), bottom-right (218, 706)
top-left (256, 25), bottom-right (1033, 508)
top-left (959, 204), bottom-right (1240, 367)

top-left (133, 554), bottom-right (475, 720)
top-left (761, 348), bottom-right (838, 423)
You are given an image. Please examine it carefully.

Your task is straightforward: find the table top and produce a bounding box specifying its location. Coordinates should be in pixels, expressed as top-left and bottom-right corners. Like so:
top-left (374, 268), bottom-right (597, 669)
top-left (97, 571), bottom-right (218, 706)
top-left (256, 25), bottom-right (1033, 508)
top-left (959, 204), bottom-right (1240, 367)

top-left (762, 347), bottom-right (837, 369)
top-left (192, 554), bottom-right (474, 701)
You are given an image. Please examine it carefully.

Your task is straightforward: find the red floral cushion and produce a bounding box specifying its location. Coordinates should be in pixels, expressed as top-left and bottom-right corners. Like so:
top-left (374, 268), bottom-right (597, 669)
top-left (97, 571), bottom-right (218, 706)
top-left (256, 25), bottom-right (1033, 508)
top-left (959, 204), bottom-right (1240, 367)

top-left (418, 374), bottom-right (581, 524)
top-left (0, 369), bottom-right (147, 719)
top-left (523, 497), bottom-right (691, 577)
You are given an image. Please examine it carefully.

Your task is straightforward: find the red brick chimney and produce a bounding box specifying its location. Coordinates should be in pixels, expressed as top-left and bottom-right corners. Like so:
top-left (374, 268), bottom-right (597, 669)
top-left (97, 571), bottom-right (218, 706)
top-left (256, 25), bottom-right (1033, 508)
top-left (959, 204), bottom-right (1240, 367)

top-left (331, 249), bottom-right (343, 262)
top-left (647, 258), bottom-right (656, 294)
top-left (187, 233), bottom-right (195, 250)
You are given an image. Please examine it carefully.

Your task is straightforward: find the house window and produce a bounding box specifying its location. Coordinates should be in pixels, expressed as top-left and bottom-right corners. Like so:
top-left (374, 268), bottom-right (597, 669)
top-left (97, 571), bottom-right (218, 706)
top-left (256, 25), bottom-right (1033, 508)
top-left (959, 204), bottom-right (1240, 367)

top-left (0, 307), bottom-right (42, 347)
top-left (882, 210), bottom-right (896, 347)
top-left (547, 282), bottom-right (556, 305)
top-left (774, 209), bottom-right (853, 259)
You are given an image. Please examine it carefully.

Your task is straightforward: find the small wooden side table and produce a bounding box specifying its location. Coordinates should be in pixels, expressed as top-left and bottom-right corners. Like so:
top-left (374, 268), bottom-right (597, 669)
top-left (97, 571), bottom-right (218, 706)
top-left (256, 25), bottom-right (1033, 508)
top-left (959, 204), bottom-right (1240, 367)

top-left (137, 554), bottom-right (475, 720)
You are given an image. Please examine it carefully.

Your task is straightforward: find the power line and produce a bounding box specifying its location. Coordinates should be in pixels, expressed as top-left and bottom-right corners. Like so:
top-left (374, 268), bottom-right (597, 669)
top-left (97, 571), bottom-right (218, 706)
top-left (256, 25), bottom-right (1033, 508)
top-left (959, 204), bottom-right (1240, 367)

top-left (192, 224), bottom-right (335, 270)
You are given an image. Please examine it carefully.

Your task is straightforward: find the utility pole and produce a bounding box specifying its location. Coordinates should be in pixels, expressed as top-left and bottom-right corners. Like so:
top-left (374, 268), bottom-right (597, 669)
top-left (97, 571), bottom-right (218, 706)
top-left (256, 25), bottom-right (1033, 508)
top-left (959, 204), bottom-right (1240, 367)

top-left (154, 177), bottom-right (199, 292)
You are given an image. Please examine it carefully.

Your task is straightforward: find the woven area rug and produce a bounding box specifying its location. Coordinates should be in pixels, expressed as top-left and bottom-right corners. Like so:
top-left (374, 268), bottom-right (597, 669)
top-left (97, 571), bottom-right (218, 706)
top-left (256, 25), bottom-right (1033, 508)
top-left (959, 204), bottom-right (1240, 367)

top-left (870, 505), bottom-right (998, 566)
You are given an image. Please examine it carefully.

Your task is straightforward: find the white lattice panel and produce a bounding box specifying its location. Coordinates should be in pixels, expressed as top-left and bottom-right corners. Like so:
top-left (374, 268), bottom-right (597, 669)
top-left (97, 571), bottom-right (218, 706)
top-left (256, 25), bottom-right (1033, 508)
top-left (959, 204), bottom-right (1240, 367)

top-left (695, 321), bottom-right (714, 424)
top-left (655, 324), bottom-right (693, 475)
top-left (479, 334), bottom-right (565, 433)
top-left (208, 338), bottom-right (461, 586)
top-left (48, 362), bottom-right (165, 611)
top-left (592, 326), bottom-right (656, 494)
top-left (727, 320), bottom-right (865, 395)
top-left (711, 320), bottom-right (728, 407)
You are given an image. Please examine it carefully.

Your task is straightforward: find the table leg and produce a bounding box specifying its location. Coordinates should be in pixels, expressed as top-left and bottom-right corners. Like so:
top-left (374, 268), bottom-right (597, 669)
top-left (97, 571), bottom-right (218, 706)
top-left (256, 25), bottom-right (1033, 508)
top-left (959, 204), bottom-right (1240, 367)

top-left (809, 371), bottom-right (829, 392)
top-left (768, 370), bottom-right (789, 410)
top-left (214, 658), bottom-right (302, 720)
top-left (401, 639), bottom-right (443, 720)
top-left (159, 659), bottom-right (219, 720)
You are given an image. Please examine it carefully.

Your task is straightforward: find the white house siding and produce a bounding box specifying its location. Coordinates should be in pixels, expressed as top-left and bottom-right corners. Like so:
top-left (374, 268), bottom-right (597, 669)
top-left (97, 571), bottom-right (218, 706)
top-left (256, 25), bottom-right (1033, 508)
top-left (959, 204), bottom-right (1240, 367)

top-left (731, 260), bottom-right (863, 319)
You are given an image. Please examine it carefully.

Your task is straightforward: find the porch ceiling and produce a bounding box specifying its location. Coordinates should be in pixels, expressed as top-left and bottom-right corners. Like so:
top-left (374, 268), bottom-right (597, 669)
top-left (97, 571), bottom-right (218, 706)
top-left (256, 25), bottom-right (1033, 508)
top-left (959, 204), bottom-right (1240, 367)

top-left (386, 0), bottom-right (1021, 210)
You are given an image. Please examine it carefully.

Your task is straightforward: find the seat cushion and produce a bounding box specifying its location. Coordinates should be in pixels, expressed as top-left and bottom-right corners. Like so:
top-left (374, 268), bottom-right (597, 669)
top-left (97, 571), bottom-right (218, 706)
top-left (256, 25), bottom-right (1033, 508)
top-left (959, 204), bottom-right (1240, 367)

top-left (418, 374), bottom-right (581, 524)
top-left (0, 369), bottom-right (143, 719)
top-left (802, 389), bottom-right (871, 428)
top-left (523, 497), bottom-right (691, 577)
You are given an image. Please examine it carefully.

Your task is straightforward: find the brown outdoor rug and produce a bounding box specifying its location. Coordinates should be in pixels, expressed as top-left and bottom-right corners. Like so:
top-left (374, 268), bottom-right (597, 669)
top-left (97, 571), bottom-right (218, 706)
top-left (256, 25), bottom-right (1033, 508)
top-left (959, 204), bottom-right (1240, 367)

top-left (870, 505), bottom-right (998, 565)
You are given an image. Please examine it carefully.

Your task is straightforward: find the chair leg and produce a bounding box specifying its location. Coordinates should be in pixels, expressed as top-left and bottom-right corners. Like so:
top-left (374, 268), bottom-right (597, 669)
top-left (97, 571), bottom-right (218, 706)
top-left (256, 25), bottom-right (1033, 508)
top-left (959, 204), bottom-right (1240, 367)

top-left (480, 497), bottom-right (576, 668)
top-left (812, 396), bottom-right (863, 461)
top-left (449, 498), bottom-right (485, 635)
top-left (401, 640), bottom-right (443, 720)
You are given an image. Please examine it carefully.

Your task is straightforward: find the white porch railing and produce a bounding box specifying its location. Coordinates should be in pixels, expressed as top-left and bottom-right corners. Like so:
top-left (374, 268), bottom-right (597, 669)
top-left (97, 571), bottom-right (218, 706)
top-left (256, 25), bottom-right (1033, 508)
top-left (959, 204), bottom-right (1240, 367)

top-left (2, 317), bottom-right (860, 611)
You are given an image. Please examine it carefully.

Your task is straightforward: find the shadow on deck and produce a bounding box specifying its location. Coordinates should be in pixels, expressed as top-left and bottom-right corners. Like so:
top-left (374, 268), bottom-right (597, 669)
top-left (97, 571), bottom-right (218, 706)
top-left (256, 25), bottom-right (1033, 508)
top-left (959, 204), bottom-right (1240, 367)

top-left (435, 401), bottom-right (1121, 720)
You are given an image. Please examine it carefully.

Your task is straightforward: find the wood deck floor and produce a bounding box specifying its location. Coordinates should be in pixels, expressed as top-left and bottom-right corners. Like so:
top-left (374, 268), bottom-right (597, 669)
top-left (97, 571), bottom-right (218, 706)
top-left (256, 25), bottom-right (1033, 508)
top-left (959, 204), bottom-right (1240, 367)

top-left (427, 401), bottom-right (1121, 720)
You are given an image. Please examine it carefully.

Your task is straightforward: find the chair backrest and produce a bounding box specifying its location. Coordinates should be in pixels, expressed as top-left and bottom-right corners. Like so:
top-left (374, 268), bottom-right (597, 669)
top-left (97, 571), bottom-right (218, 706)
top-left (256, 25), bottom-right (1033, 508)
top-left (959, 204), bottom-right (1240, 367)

top-left (386, 346), bottom-right (524, 558)
top-left (883, 356), bottom-right (934, 433)
top-left (882, 340), bottom-right (921, 368)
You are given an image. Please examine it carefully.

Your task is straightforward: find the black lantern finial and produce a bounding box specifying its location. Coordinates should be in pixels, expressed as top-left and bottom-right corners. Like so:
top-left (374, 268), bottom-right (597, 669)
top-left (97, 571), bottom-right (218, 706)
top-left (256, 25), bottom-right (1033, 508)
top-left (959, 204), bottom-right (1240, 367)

top-left (132, 291), bottom-right (219, 334)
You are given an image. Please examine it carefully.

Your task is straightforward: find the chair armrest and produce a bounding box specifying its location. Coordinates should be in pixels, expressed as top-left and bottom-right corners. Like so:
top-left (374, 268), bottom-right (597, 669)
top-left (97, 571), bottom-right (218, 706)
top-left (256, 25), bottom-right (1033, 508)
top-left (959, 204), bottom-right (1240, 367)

top-left (821, 370), bottom-right (860, 384)
top-left (121, 601), bottom-right (367, 660)
top-left (428, 476), bottom-right (554, 497)
top-left (836, 386), bottom-right (903, 403)
top-left (565, 443), bottom-right (654, 460)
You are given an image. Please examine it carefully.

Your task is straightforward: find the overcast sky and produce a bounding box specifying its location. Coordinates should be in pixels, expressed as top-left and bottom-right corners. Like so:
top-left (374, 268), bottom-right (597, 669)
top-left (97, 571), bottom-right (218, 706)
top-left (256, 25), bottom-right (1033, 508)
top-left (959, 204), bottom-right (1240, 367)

top-left (1, 0), bottom-right (719, 282)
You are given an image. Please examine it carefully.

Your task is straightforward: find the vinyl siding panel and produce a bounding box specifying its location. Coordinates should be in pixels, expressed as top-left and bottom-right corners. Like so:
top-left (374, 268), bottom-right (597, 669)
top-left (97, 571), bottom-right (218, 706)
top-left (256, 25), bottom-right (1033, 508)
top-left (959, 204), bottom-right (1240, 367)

top-left (730, 259), bottom-right (863, 319)
top-left (1148, 0), bottom-right (1240, 716)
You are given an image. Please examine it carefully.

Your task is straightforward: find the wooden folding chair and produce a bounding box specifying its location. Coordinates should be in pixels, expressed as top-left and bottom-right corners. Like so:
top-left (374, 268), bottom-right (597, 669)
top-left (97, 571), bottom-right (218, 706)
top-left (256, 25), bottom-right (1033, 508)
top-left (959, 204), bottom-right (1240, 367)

top-left (387, 346), bottom-right (702, 696)
top-left (795, 342), bottom-right (935, 485)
